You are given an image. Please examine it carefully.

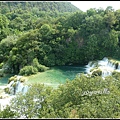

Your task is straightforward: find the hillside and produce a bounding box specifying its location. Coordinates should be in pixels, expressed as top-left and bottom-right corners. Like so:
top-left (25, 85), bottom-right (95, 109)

top-left (0, 1), bottom-right (80, 13)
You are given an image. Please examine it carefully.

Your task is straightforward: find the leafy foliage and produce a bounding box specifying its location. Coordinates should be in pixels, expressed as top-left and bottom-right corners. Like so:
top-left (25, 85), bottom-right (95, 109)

top-left (0, 2), bottom-right (120, 73)
top-left (4, 74), bottom-right (120, 118)
top-left (9, 83), bottom-right (53, 118)
top-left (0, 105), bottom-right (16, 118)
top-left (19, 65), bottom-right (38, 76)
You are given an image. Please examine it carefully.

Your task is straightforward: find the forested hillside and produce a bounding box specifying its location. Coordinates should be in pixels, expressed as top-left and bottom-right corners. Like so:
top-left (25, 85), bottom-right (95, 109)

top-left (0, 1), bottom-right (80, 13)
top-left (0, 2), bottom-right (120, 76)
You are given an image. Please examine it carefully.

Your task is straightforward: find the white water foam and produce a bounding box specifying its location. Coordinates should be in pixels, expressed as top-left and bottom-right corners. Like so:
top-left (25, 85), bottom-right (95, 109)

top-left (86, 57), bottom-right (120, 77)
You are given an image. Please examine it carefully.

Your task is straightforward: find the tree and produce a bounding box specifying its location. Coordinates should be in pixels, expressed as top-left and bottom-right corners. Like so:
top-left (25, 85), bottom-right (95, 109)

top-left (39, 24), bottom-right (53, 43)
top-left (10, 83), bottom-right (53, 118)
top-left (0, 35), bottom-right (17, 63)
top-left (87, 8), bottom-right (97, 17)
top-left (0, 14), bottom-right (9, 41)
top-left (0, 105), bottom-right (16, 118)
top-left (103, 9), bottom-right (116, 31)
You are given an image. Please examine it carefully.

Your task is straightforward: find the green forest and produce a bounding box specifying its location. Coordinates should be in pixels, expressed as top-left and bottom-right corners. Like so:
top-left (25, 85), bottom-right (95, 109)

top-left (0, 1), bottom-right (120, 118)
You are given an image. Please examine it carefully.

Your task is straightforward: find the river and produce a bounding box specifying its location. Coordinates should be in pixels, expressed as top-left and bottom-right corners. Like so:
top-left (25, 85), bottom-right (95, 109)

top-left (0, 66), bottom-right (86, 88)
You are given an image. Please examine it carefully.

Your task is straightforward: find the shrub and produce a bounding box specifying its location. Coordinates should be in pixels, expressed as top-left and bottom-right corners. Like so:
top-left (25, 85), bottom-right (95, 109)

top-left (19, 65), bottom-right (38, 76)
top-left (112, 71), bottom-right (120, 81)
top-left (37, 64), bottom-right (49, 72)
top-left (32, 58), bottom-right (49, 72)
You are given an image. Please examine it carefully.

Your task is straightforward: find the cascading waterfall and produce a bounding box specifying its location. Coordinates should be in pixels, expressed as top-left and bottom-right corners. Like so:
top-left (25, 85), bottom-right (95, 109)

top-left (7, 80), bottom-right (14, 88)
top-left (86, 57), bottom-right (120, 77)
top-left (6, 75), bottom-right (29, 95)
top-left (0, 75), bottom-right (29, 111)
top-left (22, 85), bottom-right (29, 94)
top-left (15, 81), bottom-right (24, 94)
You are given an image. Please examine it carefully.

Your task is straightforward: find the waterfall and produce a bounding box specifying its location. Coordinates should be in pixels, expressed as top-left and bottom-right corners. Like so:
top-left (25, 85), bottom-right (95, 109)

top-left (86, 57), bottom-right (120, 77)
top-left (7, 81), bottom-right (14, 88)
top-left (101, 70), bottom-right (112, 77)
top-left (85, 61), bottom-right (96, 74)
top-left (22, 85), bottom-right (29, 94)
top-left (15, 81), bottom-right (24, 94)
top-left (0, 75), bottom-right (29, 111)
top-left (5, 75), bottom-right (29, 95)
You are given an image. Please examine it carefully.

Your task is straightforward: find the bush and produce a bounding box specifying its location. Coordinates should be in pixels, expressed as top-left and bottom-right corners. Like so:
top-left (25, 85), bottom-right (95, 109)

top-left (112, 71), bottom-right (120, 81)
top-left (19, 65), bottom-right (38, 76)
top-left (32, 58), bottom-right (49, 72)
top-left (37, 64), bottom-right (49, 72)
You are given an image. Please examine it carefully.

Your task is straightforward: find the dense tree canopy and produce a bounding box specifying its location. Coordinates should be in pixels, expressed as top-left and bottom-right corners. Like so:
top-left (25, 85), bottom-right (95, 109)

top-left (0, 2), bottom-right (120, 74)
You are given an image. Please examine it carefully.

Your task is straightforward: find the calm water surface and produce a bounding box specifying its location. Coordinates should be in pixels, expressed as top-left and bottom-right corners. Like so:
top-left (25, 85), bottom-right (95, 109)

top-left (0, 66), bottom-right (86, 87)
top-left (0, 74), bottom-right (14, 86)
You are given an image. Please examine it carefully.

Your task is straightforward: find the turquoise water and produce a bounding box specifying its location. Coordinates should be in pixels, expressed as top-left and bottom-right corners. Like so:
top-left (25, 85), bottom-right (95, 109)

top-left (0, 66), bottom-right (86, 86)
top-left (27, 65), bottom-right (86, 87)
top-left (51, 66), bottom-right (85, 82)
top-left (0, 74), bottom-right (14, 86)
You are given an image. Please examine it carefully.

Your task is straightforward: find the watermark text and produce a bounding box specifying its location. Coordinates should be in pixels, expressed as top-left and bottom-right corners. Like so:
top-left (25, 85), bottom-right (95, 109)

top-left (81, 88), bottom-right (110, 96)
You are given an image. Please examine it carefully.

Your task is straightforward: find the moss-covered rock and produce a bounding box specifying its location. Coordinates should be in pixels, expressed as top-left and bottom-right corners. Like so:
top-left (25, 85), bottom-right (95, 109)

top-left (91, 69), bottom-right (102, 77)
top-left (12, 82), bottom-right (17, 88)
top-left (4, 87), bottom-right (10, 94)
top-left (8, 75), bottom-right (17, 84)
top-left (88, 61), bottom-right (99, 68)
top-left (19, 77), bottom-right (27, 83)
top-left (109, 59), bottom-right (120, 69)
top-left (90, 67), bottom-right (98, 72)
